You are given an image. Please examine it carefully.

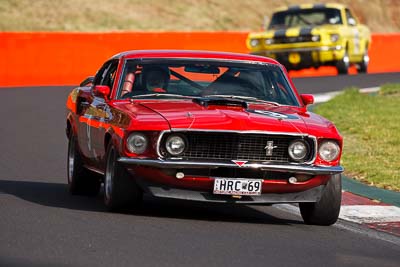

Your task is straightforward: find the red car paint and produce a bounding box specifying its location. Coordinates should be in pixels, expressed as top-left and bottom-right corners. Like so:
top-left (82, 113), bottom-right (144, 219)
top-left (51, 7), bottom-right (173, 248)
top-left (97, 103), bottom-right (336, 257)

top-left (66, 50), bottom-right (343, 203)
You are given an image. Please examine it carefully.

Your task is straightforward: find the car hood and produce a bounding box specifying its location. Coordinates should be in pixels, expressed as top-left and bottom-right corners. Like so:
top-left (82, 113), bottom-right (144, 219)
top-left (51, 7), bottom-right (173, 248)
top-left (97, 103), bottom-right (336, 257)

top-left (249, 25), bottom-right (341, 38)
top-left (131, 100), bottom-right (332, 135)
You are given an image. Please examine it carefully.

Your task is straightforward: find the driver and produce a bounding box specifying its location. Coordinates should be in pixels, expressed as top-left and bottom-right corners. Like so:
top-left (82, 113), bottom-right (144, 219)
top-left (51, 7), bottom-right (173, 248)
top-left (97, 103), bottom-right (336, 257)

top-left (142, 66), bottom-right (170, 93)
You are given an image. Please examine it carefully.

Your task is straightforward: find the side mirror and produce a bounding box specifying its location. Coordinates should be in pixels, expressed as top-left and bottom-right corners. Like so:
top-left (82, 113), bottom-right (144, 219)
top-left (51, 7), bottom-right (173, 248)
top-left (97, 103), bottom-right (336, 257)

top-left (93, 85), bottom-right (110, 100)
top-left (348, 18), bottom-right (356, 26)
top-left (300, 94), bottom-right (314, 106)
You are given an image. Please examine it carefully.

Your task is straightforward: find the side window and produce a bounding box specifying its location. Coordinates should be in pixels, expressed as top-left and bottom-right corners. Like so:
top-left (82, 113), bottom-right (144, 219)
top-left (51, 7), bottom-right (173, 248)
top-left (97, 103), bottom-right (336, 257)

top-left (93, 60), bottom-right (119, 88)
top-left (345, 9), bottom-right (357, 26)
top-left (102, 61), bottom-right (118, 89)
top-left (93, 62), bottom-right (111, 86)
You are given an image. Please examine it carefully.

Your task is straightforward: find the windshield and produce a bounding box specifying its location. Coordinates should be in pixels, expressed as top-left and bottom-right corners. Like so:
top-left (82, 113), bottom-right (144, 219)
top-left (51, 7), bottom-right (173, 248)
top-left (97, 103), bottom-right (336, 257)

top-left (117, 59), bottom-right (300, 106)
top-left (269, 8), bottom-right (342, 29)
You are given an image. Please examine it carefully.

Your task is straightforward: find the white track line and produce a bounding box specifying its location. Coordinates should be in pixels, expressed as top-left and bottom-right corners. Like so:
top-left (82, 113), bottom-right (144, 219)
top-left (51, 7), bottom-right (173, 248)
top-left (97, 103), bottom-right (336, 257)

top-left (339, 205), bottom-right (400, 223)
top-left (312, 86), bottom-right (380, 104)
top-left (313, 91), bottom-right (342, 103)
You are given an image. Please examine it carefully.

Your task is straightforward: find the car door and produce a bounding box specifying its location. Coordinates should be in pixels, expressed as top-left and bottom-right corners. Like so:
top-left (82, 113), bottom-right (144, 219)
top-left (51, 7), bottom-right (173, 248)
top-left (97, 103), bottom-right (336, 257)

top-left (345, 8), bottom-right (361, 57)
top-left (78, 60), bottom-right (118, 169)
top-left (90, 59), bottom-right (119, 169)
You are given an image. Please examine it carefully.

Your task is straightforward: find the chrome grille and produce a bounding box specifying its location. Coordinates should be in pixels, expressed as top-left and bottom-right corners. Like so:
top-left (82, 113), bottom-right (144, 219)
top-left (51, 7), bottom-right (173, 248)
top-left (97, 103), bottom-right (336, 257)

top-left (273, 35), bottom-right (315, 44)
top-left (160, 132), bottom-right (315, 163)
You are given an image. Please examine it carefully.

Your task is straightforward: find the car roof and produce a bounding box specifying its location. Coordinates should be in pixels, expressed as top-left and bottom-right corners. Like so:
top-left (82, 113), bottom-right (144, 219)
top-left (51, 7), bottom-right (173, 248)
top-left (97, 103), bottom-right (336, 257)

top-left (110, 50), bottom-right (280, 65)
top-left (274, 3), bottom-right (345, 13)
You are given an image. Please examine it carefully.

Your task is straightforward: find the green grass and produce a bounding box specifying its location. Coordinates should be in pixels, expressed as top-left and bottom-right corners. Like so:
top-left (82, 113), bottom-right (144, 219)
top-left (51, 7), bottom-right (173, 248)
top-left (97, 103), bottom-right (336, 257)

top-left (314, 84), bottom-right (400, 191)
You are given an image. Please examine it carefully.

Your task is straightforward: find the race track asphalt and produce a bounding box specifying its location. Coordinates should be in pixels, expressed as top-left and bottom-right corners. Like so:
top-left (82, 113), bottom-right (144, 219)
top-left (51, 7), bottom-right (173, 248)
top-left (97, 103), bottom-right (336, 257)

top-left (293, 72), bottom-right (400, 93)
top-left (1, 73), bottom-right (400, 267)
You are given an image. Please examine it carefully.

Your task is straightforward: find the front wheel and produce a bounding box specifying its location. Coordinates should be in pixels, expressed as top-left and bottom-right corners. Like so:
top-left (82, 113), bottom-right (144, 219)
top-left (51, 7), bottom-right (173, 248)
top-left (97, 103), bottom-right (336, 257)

top-left (336, 51), bottom-right (350, 75)
top-left (104, 143), bottom-right (142, 211)
top-left (299, 174), bottom-right (342, 226)
top-left (358, 48), bottom-right (369, 73)
top-left (67, 134), bottom-right (101, 196)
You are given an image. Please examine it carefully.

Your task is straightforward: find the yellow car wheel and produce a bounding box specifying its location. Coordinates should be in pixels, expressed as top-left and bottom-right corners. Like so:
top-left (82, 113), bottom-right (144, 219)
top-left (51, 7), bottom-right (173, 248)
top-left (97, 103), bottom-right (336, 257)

top-left (336, 50), bottom-right (350, 75)
top-left (358, 48), bottom-right (369, 73)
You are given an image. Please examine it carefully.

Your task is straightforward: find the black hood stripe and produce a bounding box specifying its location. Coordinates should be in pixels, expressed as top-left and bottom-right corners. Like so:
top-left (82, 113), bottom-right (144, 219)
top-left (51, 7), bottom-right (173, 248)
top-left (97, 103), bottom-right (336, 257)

top-left (274, 29), bottom-right (287, 38)
top-left (273, 27), bottom-right (315, 38)
top-left (299, 27), bottom-right (314, 36)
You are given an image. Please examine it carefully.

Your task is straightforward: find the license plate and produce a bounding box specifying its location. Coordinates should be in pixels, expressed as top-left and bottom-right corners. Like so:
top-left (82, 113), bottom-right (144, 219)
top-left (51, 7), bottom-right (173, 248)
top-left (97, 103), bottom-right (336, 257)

top-left (213, 178), bottom-right (262, 196)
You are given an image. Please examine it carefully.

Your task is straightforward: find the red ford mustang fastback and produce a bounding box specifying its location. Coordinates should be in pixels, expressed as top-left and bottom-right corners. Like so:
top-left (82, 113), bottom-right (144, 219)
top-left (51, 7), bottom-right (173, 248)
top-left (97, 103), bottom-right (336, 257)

top-left (66, 50), bottom-right (343, 225)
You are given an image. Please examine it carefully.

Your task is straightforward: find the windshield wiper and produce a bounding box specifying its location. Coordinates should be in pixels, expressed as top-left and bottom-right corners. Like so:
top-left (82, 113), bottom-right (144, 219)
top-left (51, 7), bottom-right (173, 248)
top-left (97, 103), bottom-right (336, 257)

top-left (193, 97), bottom-right (248, 108)
top-left (205, 95), bottom-right (281, 106)
top-left (205, 94), bottom-right (257, 100)
top-left (130, 93), bottom-right (192, 99)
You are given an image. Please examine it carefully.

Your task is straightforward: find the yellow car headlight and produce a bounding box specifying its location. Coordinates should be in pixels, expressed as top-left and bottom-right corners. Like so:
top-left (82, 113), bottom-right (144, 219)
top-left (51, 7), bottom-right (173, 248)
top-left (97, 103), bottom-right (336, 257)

top-left (250, 39), bottom-right (260, 47)
top-left (311, 35), bottom-right (320, 42)
top-left (265, 38), bottom-right (274, 45)
top-left (330, 34), bottom-right (340, 42)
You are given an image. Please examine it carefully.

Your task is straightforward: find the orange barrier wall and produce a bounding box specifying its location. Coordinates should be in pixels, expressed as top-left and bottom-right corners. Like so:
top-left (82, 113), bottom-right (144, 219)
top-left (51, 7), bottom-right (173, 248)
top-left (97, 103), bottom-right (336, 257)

top-left (0, 32), bottom-right (399, 87)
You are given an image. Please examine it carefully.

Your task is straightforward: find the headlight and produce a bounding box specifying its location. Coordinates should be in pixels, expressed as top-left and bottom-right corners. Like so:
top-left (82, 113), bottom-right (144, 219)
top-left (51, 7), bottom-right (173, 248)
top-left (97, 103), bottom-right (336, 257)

top-left (311, 35), bottom-right (320, 42)
top-left (319, 141), bottom-right (340, 162)
top-left (165, 135), bottom-right (187, 156)
top-left (250, 39), bottom-right (260, 47)
top-left (265, 38), bottom-right (274, 45)
top-left (126, 133), bottom-right (148, 154)
top-left (330, 34), bottom-right (339, 42)
top-left (288, 140), bottom-right (309, 162)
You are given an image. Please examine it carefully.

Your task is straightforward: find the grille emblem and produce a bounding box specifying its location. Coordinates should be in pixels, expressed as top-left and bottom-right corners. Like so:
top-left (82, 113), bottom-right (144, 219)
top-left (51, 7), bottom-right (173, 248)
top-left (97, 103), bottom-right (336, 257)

top-left (264, 141), bottom-right (277, 156)
top-left (232, 160), bottom-right (248, 167)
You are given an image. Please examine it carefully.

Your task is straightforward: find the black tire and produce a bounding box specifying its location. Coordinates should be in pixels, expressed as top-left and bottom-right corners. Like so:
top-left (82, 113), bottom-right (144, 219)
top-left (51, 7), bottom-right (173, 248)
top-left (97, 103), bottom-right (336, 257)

top-left (299, 174), bottom-right (342, 226)
top-left (336, 50), bottom-right (350, 75)
top-left (358, 48), bottom-right (369, 73)
top-left (67, 134), bottom-right (101, 196)
top-left (104, 142), bottom-right (142, 211)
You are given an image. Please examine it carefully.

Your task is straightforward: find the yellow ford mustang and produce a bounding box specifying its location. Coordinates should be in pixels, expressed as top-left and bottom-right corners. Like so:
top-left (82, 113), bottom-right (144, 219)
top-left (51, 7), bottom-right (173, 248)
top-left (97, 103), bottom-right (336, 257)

top-left (246, 3), bottom-right (371, 74)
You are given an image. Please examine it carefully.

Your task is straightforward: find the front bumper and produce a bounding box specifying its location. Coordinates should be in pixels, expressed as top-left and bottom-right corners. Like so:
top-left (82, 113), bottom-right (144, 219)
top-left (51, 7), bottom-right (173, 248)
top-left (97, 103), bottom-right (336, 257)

top-left (137, 179), bottom-right (326, 204)
top-left (119, 158), bottom-right (342, 204)
top-left (250, 45), bottom-right (344, 69)
top-left (118, 157), bottom-right (343, 175)
top-left (251, 45), bottom-right (343, 54)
